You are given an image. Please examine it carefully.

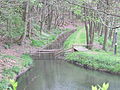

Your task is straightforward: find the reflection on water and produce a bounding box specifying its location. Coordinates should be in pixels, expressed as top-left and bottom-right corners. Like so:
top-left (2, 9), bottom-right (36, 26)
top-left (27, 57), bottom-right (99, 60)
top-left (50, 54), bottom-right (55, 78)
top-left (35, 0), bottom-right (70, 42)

top-left (17, 53), bottom-right (120, 90)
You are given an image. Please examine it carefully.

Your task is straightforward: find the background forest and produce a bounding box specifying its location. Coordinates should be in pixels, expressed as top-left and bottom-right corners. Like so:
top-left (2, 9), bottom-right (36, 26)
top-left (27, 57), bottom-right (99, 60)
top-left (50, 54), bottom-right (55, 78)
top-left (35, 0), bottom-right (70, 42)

top-left (0, 0), bottom-right (120, 53)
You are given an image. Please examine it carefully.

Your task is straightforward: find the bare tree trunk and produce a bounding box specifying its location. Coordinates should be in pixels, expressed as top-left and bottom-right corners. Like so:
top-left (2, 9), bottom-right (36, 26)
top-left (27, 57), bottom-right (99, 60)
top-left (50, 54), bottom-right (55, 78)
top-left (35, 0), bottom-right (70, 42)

top-left (103, 0), bottom-right (109, 50)
top-left (84, 21), bottom-right (89, 47)
top-left (21, 1), bottom-right (29, 45)
top-left (84, 7), bottom-right (89, 48)
top-left (103, 21), bottom-right (108, 50)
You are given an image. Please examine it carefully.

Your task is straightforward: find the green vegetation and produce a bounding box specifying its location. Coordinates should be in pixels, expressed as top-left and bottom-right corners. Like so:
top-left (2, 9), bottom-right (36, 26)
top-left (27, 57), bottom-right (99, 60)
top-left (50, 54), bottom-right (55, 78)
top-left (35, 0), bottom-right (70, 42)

top-left (2, 68), bottom-right (16, 79)
top-left (31, 28), bottom-right (70, 47)
top-left (64, 26), bottom-right (120, 74)
top-left (0, 79), bottom-right (10, 90)
top-left (117, 31), bottom-right (120, 53)
top-left (94, 33), bottom-right (112, 50)
top-left (92, 83), bottom-right (109, 90)
top-left (9, 79), bottom-right (18, 90)
top-left (0, 54), bottom-right (32, 90)
top-left (21, 54), bottom-right (33, 67)
top-left (66, 51), bottom-right (120, 73)
top-left (0, 27), bottom-right (68, 90)
top-left (1, 0), bottom-right (120, 89)
top-left (64, 26), bottom-right (86, 49)
top-left (0, 79), bottom-right (18, 90)
top-left (31, 39), bottom-right (45, 47)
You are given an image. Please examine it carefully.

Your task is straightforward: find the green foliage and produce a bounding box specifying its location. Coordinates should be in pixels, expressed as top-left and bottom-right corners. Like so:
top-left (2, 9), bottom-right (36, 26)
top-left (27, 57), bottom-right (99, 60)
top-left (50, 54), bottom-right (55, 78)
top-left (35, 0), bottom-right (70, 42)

top-left (52, 28), bottom-right (62, 35)
top-left (0, 53), bottom-right (32, 90)
top-left (0, 79), bottom-right (10, 90)
top-left (92, 85), bottom-right (97, 90)
top-left (1, 54), bottom-right (19, 61)
top-left (72, 6), bottom-right (82, 15)
top-left (9, 79), bottom-right (18, 90)
top-left (2, 69), bottom-right (16, 79)
top-left (0, 1), bottom-right (24, 39)
top-left (21, 54), bottom-right (33, 67)
top-left (31, 39), bottom-right (45, 47)
top-left (12, 66), bottom-right (21, 74)
top-left (2, 66), bottom-right (20, 79)
top-left (0, 79), bottom-right (18, 90)
top-left (48, 35), bottom-right (56, 41)
top-left (30, 28), bottom-right (64, 47)
top-left (66, 51), bottom-right (120, 73)
top-left (98, 36), bottom-right (104, 45)
top-left (30, 0), bottom-right (43, 8)
top-left (33, 23), bottom-right (41, 31)
top-left (8, 15), bottom-right (24, 38)
top-left (94, 34), bottom-right (112, 50)
top-left (64, 26), bottom-right (86, 48)
top-left (92, 83), bottom-right (109, 90)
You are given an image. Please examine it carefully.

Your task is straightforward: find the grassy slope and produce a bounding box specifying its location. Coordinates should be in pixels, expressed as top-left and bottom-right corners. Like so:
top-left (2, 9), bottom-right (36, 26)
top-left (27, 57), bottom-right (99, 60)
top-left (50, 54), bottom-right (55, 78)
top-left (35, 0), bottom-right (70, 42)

top-left (66, 51), bottom-right (120, 73)
top-left (64, 26), bottom-right (86, 49)
top-left (64, 26), bottom-right (120, 74)
top-left (31, 28), bottom-right (70, 47)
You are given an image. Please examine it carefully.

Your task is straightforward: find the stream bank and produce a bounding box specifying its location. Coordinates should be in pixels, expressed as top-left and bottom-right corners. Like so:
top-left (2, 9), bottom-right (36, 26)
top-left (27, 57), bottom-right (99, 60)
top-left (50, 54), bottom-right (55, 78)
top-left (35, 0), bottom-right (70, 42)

top-left (63, 26), bottom-right (120, 75)
top-left (0, 24), bottom-right (76, 90)
top-left (16, 26), bottom-right (120, 90)
top-left (17, 43), bottom-right (120, 90)
top-left (65, 48), bottom-right (120, 75)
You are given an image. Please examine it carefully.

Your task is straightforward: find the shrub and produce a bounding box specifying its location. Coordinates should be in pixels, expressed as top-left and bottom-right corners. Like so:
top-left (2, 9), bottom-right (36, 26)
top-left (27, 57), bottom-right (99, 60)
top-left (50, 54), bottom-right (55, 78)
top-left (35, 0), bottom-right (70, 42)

top-left (48, 35), bottom-right (56, 41)
top-left (92, 83), bottom-right (109, 90)
top-left (98, 36), bottom-right (104, 45)
top-left (0, 79), bottom-right (10, 90)
top-left (31, 39), bottom-right (45, 47)
top-left (21, 54), bottom-right (33, 67)
top-left (12, 66), bottom-right (21, 74)
top-left (2, 69), bottom-right (16, 79)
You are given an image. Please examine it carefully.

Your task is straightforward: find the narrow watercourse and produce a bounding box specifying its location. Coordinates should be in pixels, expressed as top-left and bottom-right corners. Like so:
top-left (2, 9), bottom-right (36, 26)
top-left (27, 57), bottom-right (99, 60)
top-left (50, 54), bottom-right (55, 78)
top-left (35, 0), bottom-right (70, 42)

top-left (17, 29), bottom-right (120, 90)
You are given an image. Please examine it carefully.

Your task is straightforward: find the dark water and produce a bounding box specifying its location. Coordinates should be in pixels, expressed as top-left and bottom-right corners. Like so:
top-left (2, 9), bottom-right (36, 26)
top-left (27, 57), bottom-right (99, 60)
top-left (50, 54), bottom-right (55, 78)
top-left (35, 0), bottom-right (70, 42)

top-left (17, 53), bottom-right (120, 90)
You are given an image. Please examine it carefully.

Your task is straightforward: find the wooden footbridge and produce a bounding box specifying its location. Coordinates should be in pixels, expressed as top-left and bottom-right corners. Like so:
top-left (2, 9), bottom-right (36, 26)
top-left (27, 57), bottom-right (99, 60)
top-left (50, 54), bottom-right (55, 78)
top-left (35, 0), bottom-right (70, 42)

top-left (37, 44), bottom-right (89, 56)
top-left (37, 49), bottom-right (63, 53)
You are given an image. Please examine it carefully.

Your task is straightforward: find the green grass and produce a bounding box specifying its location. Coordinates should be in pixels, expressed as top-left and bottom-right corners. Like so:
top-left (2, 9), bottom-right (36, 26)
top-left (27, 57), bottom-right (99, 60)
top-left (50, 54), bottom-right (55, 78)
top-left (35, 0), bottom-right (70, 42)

top-left (66, 51), bottom-right (120, 73)
top-left (64, 26), bottom-right (120, 73)
top-left (64, 26), bottom-right (86, 49)
top-left (31, 39), bottom-right (45, 47)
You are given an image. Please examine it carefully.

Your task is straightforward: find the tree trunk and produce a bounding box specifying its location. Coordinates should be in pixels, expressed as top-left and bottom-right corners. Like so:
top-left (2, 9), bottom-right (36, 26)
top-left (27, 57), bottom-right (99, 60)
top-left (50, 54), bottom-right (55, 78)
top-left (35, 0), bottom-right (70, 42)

top-left (21, 1), bottom-right (29, 45)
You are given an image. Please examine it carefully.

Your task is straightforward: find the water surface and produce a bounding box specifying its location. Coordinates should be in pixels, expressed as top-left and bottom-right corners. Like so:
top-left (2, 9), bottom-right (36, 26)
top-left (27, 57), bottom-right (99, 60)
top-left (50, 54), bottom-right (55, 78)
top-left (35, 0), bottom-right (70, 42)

top-left (17, 53), bottom-right (120, 90)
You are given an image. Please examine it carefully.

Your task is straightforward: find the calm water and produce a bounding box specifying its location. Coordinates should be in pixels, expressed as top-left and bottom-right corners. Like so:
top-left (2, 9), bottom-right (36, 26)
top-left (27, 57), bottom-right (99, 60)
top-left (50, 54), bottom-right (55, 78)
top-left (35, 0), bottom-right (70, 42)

top-left (17, 53), bottom-right (120, 90)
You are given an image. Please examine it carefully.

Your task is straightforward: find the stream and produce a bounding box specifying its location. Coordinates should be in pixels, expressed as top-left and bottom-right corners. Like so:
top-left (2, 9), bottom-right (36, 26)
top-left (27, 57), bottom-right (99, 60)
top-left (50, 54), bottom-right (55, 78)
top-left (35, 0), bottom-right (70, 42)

top-left (17, 52), bottom-right (120, 90)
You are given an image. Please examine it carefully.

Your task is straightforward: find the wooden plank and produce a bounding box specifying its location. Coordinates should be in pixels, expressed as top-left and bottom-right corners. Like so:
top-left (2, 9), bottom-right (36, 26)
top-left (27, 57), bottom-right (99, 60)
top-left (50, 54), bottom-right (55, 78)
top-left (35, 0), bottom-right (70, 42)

top-left (38, 49), bottom-right (62, 52)
top-left (72, 44), bottom-right (93, 47)
top-left (73, 46), bottom-right (88, 52)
